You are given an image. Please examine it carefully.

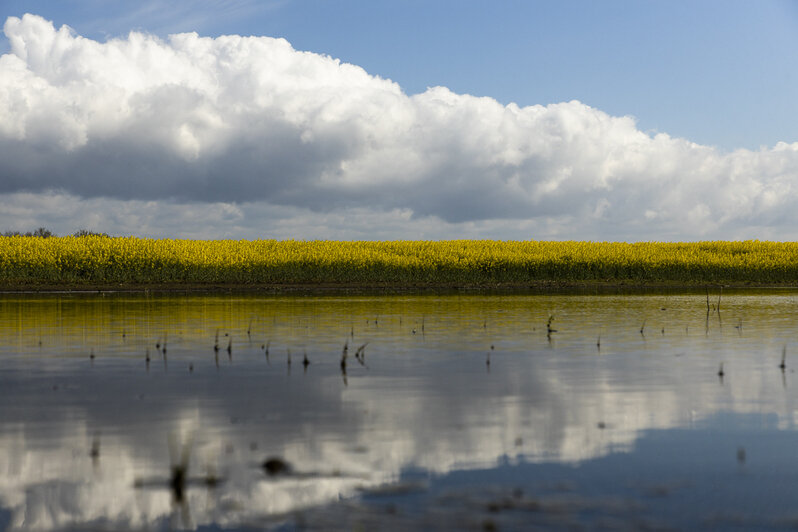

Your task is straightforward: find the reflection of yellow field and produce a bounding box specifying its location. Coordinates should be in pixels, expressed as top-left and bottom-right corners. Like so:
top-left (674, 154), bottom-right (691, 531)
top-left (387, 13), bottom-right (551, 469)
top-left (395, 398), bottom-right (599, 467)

top-left (1, 237), bottom-right (797, 285)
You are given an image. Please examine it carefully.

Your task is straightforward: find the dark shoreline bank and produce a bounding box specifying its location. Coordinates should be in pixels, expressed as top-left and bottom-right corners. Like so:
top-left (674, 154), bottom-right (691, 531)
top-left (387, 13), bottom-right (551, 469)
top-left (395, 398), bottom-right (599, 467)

top-left (2, 281), bottom-right (797, 295)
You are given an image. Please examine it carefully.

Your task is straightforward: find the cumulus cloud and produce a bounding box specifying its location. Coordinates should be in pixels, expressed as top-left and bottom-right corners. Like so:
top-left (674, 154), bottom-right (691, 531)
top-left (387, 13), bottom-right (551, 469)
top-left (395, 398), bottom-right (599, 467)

top-left (1, 13), bottom-right (797, 240)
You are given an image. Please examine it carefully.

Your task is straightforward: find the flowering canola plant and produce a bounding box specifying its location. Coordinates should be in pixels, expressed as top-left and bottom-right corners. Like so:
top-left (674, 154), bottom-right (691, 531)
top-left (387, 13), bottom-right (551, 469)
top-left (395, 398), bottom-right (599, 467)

top-left (1, 237), bottom-right (797, 286)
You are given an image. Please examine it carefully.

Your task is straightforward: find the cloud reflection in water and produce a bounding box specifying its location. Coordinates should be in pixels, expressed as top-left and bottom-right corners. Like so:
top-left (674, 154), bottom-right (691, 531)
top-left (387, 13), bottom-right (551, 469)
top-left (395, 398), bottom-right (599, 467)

top-left (0, 292), bottom-right (797, 529)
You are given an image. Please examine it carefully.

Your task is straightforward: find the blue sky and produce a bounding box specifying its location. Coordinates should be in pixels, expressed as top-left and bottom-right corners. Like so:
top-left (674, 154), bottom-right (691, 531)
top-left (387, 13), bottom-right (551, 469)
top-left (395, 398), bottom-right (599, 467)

top-left (0, 1), bottom-right (797, 239)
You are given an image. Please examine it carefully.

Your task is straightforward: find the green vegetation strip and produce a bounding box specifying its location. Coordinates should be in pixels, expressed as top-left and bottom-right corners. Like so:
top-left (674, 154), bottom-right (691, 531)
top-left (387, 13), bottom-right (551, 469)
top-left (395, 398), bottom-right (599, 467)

top-left (1, 237), bottom-right (797, 288)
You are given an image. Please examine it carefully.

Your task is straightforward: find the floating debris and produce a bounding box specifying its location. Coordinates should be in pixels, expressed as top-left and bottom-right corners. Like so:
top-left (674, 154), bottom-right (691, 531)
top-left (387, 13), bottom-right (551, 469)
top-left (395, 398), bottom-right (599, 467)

top-left (262, 457), bottom-right (291, 477)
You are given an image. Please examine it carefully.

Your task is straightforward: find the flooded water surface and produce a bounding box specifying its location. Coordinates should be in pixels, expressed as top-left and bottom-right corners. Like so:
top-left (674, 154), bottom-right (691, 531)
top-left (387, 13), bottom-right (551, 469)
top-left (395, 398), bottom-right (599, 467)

top-left (1, 291), bottom-right (798, 530)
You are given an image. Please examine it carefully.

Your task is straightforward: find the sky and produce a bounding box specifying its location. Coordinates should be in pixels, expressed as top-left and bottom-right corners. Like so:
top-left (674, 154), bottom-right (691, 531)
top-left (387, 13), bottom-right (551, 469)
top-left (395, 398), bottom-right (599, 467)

top-left (0, 0), bottom-right (797, 240)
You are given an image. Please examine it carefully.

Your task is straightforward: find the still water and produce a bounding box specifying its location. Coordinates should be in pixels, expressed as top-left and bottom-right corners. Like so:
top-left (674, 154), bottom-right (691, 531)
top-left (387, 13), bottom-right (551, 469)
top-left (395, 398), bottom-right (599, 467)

top-left (1, 291), bottom-right (798, 530)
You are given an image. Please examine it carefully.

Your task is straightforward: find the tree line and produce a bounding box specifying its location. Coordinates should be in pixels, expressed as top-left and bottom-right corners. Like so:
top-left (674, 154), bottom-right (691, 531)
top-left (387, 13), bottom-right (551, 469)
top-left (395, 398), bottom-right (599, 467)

top-left (2, 228), bottom-right (110, 237)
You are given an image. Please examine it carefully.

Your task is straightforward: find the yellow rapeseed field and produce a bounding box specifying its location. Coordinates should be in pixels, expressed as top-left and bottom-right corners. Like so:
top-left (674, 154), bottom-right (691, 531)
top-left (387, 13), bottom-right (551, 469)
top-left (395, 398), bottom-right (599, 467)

top-left (0, 236), bottom-right (797, 286)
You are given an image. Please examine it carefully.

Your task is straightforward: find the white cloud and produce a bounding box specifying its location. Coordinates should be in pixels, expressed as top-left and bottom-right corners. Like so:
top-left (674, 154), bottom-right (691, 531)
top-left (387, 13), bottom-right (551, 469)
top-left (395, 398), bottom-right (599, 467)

top-left (1, 13), bottom-right (797, 240)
